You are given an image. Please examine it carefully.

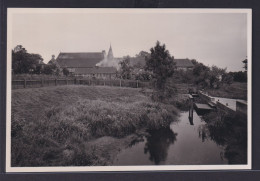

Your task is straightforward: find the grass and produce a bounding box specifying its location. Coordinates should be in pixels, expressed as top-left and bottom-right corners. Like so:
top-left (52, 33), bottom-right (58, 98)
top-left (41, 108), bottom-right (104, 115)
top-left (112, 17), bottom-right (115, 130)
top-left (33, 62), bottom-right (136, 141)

top-left (11, 85), bottom-right (179, 166)
top-left (205, 82), bottom-right (247, 100)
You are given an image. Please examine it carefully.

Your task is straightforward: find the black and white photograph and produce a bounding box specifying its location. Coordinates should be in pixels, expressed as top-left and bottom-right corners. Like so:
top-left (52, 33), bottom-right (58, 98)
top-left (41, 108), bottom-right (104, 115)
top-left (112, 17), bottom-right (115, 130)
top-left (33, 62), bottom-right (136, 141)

top-left (6, 8), bottom-right (252, 172)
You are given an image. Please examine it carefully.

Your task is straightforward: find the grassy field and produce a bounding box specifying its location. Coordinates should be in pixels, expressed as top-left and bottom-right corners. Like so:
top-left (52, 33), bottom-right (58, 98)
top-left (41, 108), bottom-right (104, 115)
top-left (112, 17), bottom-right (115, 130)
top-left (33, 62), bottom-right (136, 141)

top-left (205, 82), bottom-right (247, 100)
top-left (11, 85), bottom-right (179, 166)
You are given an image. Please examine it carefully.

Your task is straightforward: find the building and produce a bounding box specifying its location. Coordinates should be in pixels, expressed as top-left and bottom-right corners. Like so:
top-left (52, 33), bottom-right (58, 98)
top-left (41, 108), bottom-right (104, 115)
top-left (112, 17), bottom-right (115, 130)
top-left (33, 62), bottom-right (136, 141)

top-left (52, 46), bottom-right (117, 79)
top-left (174, 58), bottom-right (194, 71)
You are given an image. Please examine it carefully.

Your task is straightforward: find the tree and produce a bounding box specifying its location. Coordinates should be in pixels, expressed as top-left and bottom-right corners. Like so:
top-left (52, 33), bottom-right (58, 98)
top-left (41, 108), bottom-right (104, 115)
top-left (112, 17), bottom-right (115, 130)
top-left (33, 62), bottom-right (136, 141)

top-left (222, 72), bottom-right (233, 85)
top-left (136, 51), bottom-right (150, 58)
top-left (12, 45), bottom-right (44, 74)
top-left (230, 71), bottom-right (247, 82)
top-left (145, 41), bottom-right (175, 90)
top-left (192, 62), bottom-right (210, 87)
top-left (42, 62), bottom-right (61, 76)
top-left (242, 58), bottom-right (247, 72)
top-left (134, 70), bottom-right (153, 81)
top-left (42, 64), bottom-right (54, 75)
top-left (63, 68), bottom-right (70, 76)
top-left (208, 66), bottom-right (227, 89)
top-left (119, 56), bottom-right (133, 79)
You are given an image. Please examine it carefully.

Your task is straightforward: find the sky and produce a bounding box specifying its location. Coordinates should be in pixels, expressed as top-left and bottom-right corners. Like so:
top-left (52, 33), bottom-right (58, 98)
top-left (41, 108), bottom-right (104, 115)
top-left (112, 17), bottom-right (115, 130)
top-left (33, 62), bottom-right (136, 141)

top-left (10, 9), bottom-right (249, 72)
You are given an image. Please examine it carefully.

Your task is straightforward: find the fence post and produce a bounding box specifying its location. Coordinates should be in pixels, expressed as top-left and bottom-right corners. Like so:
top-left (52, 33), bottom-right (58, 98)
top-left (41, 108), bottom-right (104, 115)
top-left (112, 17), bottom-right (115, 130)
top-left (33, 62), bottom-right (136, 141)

top-left (66, 78), bottom-right (68, 85)
top-left (24, 78), bottom-right (26, 88)
top-left (41, 78), bottom-right (44, 87)
top-left (136, 80), bottom-right (139, 88)
top-left (74, 78), bottom-right (77, 85)
top-left (55, 78), bottom-right (57, 86)
top-left (120, 79), bottom-right (121, 87)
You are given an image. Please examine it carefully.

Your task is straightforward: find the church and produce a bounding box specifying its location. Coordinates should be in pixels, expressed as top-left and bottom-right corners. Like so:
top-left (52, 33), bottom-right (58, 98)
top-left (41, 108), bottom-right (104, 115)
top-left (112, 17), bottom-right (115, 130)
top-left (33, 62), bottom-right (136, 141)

top-left (49, 45), bottom-right (195, 78)
top-left (50, 45), bottom-right (117, 79)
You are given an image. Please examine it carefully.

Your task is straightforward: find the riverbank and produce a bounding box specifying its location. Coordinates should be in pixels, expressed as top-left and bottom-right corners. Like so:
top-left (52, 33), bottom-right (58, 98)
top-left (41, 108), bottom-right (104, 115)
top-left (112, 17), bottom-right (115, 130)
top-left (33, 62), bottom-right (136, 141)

top-left (11, 85), bottom-right (179, 166)
top-left (205, 82), bottom-right (247, 100)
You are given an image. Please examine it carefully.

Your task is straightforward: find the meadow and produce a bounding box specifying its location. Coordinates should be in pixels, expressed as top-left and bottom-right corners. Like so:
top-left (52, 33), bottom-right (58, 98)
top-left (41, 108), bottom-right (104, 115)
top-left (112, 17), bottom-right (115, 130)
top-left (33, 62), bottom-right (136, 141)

top-left (11, 85), bottom-right (179, 166)
top-left (205, 82), bottom-right (247, 100)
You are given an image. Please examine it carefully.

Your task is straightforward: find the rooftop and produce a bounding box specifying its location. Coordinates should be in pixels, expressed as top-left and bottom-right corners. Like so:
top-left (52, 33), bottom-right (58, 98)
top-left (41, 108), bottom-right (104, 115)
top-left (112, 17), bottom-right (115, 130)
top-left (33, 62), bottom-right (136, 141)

top-left (56, 52), bottom-right (105, 68)
top-left (174, 59), bottom-right (194, 68)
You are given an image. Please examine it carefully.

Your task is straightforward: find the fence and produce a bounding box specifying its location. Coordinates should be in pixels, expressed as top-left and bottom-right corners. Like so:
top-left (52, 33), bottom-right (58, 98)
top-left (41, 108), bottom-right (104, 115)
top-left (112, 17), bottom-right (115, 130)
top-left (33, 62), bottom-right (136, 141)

top-left (12, 78), bottom-right (152, 89)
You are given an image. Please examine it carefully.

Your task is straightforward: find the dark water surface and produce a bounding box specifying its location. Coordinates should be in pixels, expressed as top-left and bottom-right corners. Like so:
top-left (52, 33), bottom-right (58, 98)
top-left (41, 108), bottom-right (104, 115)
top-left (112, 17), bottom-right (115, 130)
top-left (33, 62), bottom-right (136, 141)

top-left (113, 111), bottom-right (228, 165)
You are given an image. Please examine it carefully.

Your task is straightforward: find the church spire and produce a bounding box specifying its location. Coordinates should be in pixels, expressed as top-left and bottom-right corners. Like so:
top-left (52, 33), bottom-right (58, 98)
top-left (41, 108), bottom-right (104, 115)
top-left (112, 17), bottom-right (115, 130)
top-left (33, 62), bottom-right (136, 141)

top-left (107, 44), bottom-right (114, 60)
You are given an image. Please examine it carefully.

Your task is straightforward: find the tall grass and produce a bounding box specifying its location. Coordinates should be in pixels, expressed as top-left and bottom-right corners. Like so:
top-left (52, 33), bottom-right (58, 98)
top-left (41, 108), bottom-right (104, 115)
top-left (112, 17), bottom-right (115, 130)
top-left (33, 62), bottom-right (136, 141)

top-left (11, 85), bottom-right (179, 166)
top-left (205, 82), bottom-right (247, 100)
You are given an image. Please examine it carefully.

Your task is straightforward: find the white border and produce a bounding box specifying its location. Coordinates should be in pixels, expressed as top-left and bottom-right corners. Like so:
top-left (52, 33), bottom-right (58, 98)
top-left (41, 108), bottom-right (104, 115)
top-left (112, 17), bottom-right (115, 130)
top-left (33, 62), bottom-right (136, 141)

top-left (6, 8), bottom-right (252, 172)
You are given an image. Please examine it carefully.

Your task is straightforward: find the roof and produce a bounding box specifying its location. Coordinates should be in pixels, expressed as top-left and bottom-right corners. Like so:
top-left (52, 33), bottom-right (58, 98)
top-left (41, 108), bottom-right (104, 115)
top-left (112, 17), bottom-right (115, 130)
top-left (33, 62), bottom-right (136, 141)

top-left (129, 57), bottom-right (146, 67)
top-left (74, 67), bottom-right (117, 74)
top-left (56, 52), bottom-right (104, 68)
top-left (174, 59), bottom-right (194, 68)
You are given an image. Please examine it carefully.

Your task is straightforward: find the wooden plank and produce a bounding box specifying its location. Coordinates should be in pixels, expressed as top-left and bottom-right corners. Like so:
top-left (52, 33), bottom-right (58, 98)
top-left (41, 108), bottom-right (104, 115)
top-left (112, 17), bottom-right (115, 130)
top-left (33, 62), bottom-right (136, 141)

top-left (208, 102), bottom-right (216, 108)
top-left (194, 103), bottom-right (212, 110)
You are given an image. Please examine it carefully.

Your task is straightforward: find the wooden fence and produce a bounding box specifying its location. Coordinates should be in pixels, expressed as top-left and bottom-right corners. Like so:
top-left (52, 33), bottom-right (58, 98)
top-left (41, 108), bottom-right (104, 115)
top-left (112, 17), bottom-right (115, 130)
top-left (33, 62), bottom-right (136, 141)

top-left (12, 78), bottom-right (152, 89)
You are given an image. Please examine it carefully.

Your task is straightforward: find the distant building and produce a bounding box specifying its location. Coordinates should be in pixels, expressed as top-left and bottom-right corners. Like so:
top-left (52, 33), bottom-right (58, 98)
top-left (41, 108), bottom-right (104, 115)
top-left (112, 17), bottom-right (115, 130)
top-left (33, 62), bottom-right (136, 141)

top-left (174, 58), bottom-right (194, 71)
top-left (128, 57), bottom-right (195, 71)
top-left (51, 46), bottom-right (117, 79)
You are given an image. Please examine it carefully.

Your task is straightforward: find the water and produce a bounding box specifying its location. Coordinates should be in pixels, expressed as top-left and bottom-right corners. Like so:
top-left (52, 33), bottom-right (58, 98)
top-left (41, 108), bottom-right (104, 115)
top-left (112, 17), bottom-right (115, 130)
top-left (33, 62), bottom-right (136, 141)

top-left (113, 111), bottom-right (228, 165)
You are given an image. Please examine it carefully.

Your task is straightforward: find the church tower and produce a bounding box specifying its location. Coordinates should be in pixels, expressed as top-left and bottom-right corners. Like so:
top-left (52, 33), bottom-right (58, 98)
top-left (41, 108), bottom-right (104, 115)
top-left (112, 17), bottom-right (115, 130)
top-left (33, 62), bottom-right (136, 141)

top-left (107, 44), bottom-right (114, 61)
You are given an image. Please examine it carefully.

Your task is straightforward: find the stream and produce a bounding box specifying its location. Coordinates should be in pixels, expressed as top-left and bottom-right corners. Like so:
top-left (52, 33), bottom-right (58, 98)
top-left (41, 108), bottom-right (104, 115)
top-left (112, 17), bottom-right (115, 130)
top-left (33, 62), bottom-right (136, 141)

top-left (113, 111), bottom-right (228, 165)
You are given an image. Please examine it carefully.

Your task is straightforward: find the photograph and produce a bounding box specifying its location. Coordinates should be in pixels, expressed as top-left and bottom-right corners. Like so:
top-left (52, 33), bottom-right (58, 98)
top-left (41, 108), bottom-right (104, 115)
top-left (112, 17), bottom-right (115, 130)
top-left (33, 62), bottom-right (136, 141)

top-left (6, 8), bottom-right (252, 172)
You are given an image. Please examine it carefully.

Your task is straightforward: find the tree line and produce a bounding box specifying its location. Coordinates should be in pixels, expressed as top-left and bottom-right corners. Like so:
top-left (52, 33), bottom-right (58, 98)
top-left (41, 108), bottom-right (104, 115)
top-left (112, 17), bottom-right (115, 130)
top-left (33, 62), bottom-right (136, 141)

top-left (118, 41), bottom-right (247, 90)
top-left (12, 45), bottom-right (69, 76)
top-left (12, 44), bottom-right (247, 87)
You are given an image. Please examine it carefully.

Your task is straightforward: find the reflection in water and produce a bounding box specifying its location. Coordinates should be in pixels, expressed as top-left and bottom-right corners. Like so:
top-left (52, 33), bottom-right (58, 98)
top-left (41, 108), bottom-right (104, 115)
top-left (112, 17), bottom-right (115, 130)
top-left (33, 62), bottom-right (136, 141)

top-left (113, 111), bottom-right (231, 165)
top-left (144, 128), bottom-right (177, 165)
top-left (199, 111), bottom-right (247, 164)
top-left (189, 116), bottom-right (194, 125)
top-left (198, 125), bottom-right (208, 142)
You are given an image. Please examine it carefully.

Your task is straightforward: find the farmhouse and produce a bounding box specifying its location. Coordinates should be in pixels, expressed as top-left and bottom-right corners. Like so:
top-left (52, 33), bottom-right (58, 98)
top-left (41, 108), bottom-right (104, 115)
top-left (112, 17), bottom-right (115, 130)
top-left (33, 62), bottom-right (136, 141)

top-left (51, 45), bottom-right (117, 79)
top-left (174, 58), bottom-right (194, 71)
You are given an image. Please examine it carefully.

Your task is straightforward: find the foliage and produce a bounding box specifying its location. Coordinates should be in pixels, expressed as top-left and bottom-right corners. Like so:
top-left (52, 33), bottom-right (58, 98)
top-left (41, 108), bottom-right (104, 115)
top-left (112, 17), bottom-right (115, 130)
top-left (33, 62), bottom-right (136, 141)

top-left (229, 71), bottom-right (247, 82)
top-left (136, 50), bottom-right (150, 58)
top-left (174, 69), bottom-right (194, 84)
top-left (12, 45), bottom-right (44, 74)
top-left (134, 69), bottom-right (153, 81)
top-left (119, 56), bottom-right (133, 79)
top-left (208, 66), bottom-right (227, 89)
top-left (42, 61), bottom-right (61, 76)
top-left (132, 51), bottom-right (150, 69)
top-left (221, 72), bottom-right (233, 85)
top-left (62, 68), bottom-right (70, 76)
top-left (145, 41), bottom-right (175, 90)
top-left (192, 62), bottom-right (210, 87)
top-left (192, 62), bottom-right (233, 89)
